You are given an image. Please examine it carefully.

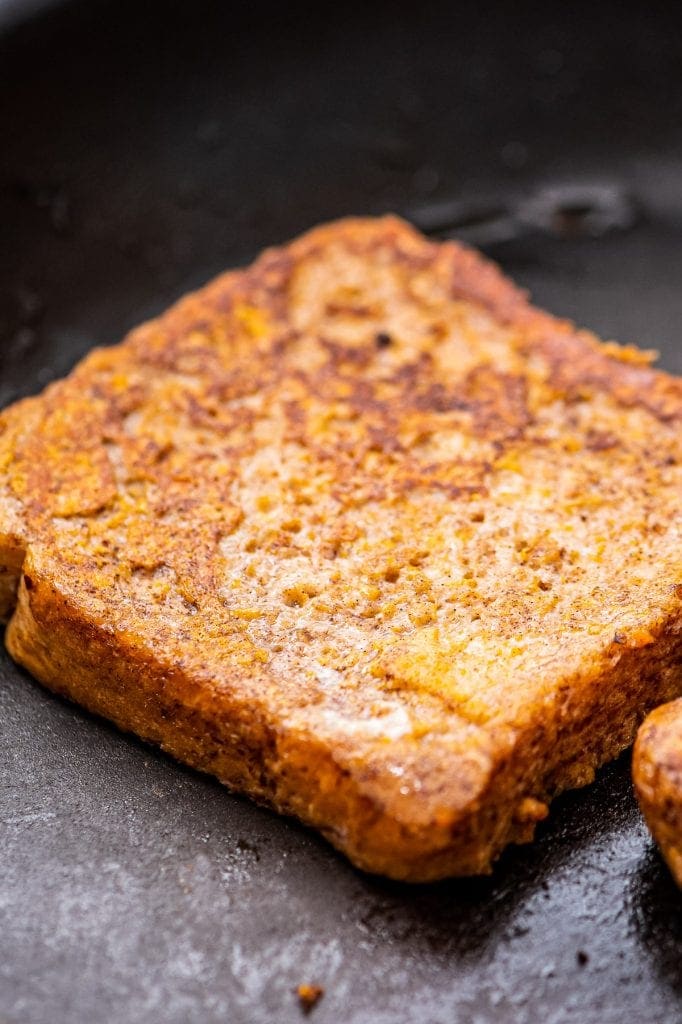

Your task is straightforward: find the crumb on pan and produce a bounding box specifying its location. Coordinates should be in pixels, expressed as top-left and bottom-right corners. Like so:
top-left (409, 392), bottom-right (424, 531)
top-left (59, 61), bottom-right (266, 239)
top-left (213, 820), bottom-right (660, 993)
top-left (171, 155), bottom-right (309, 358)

top-left (296, 984), bottom-right (324, 1014)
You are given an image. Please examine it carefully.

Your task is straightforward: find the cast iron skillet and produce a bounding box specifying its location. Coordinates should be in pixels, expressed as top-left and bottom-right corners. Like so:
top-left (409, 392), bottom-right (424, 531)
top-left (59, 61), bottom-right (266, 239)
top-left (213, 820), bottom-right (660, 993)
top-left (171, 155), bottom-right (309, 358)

top-left (1, 3), bottom-right (681, 1022)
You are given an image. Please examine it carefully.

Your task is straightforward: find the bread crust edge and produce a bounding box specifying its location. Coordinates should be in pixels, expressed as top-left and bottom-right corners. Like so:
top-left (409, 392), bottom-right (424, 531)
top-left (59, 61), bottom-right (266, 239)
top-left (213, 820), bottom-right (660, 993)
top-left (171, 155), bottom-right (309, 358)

top-left (6, 559), bottom-right (682, 882)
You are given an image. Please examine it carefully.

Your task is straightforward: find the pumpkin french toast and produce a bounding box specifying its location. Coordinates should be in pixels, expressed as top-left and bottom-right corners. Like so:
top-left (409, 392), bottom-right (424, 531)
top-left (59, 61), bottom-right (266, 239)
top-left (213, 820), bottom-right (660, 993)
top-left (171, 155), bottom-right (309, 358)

top-left (1, 216), bottom-right (681, 881)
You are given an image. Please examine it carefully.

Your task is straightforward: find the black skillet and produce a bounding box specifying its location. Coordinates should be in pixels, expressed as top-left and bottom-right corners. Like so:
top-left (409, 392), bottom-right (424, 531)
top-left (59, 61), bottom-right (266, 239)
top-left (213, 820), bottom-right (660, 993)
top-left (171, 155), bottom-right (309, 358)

top-left (1, 2), bottom-right (681, 1021)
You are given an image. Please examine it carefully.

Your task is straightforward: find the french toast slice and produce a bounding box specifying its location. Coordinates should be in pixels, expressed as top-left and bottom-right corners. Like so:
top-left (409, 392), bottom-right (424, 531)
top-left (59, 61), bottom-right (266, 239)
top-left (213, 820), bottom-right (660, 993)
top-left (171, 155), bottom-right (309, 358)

top-left (633, 699), bottom-right (682, 886)
top-left (1, 216), bottom-right (681, 881)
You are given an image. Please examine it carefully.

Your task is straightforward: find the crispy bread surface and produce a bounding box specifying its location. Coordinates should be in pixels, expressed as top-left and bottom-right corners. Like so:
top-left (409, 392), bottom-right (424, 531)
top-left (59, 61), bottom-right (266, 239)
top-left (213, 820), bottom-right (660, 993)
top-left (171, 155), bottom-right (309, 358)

top-left (1, 216), bottom-right (681, 881)
top-left (633, 699), bottom-right (682, 886)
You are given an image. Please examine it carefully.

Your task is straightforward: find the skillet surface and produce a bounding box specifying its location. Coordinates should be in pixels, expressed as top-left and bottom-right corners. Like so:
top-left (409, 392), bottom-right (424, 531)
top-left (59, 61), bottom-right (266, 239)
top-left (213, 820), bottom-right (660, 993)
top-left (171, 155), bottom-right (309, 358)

top-left (1, 3), bottom-right (681, 1021)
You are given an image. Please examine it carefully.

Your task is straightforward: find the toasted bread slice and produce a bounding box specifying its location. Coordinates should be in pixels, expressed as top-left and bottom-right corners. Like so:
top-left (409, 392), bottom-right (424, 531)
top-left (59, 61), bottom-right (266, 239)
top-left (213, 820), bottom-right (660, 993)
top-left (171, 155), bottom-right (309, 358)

top-left (1, 216), bottom-right (681, 881)
top-left (633, 699), bottom-right (682, 886)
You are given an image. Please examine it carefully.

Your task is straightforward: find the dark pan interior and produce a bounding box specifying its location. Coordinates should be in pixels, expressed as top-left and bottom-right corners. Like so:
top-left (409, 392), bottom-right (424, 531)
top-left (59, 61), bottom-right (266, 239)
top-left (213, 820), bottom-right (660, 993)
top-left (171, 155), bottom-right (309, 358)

top-left (1, 3), bottom-right (681, 1021)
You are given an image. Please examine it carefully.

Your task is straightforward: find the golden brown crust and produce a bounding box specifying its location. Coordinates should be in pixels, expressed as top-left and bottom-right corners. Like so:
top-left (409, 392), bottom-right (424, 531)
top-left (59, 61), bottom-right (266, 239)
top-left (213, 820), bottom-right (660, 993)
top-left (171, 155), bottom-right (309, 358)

top-left (1, 215), bottom-right (681, 881)
top-left (633, 699), bottom-right (682, 887)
